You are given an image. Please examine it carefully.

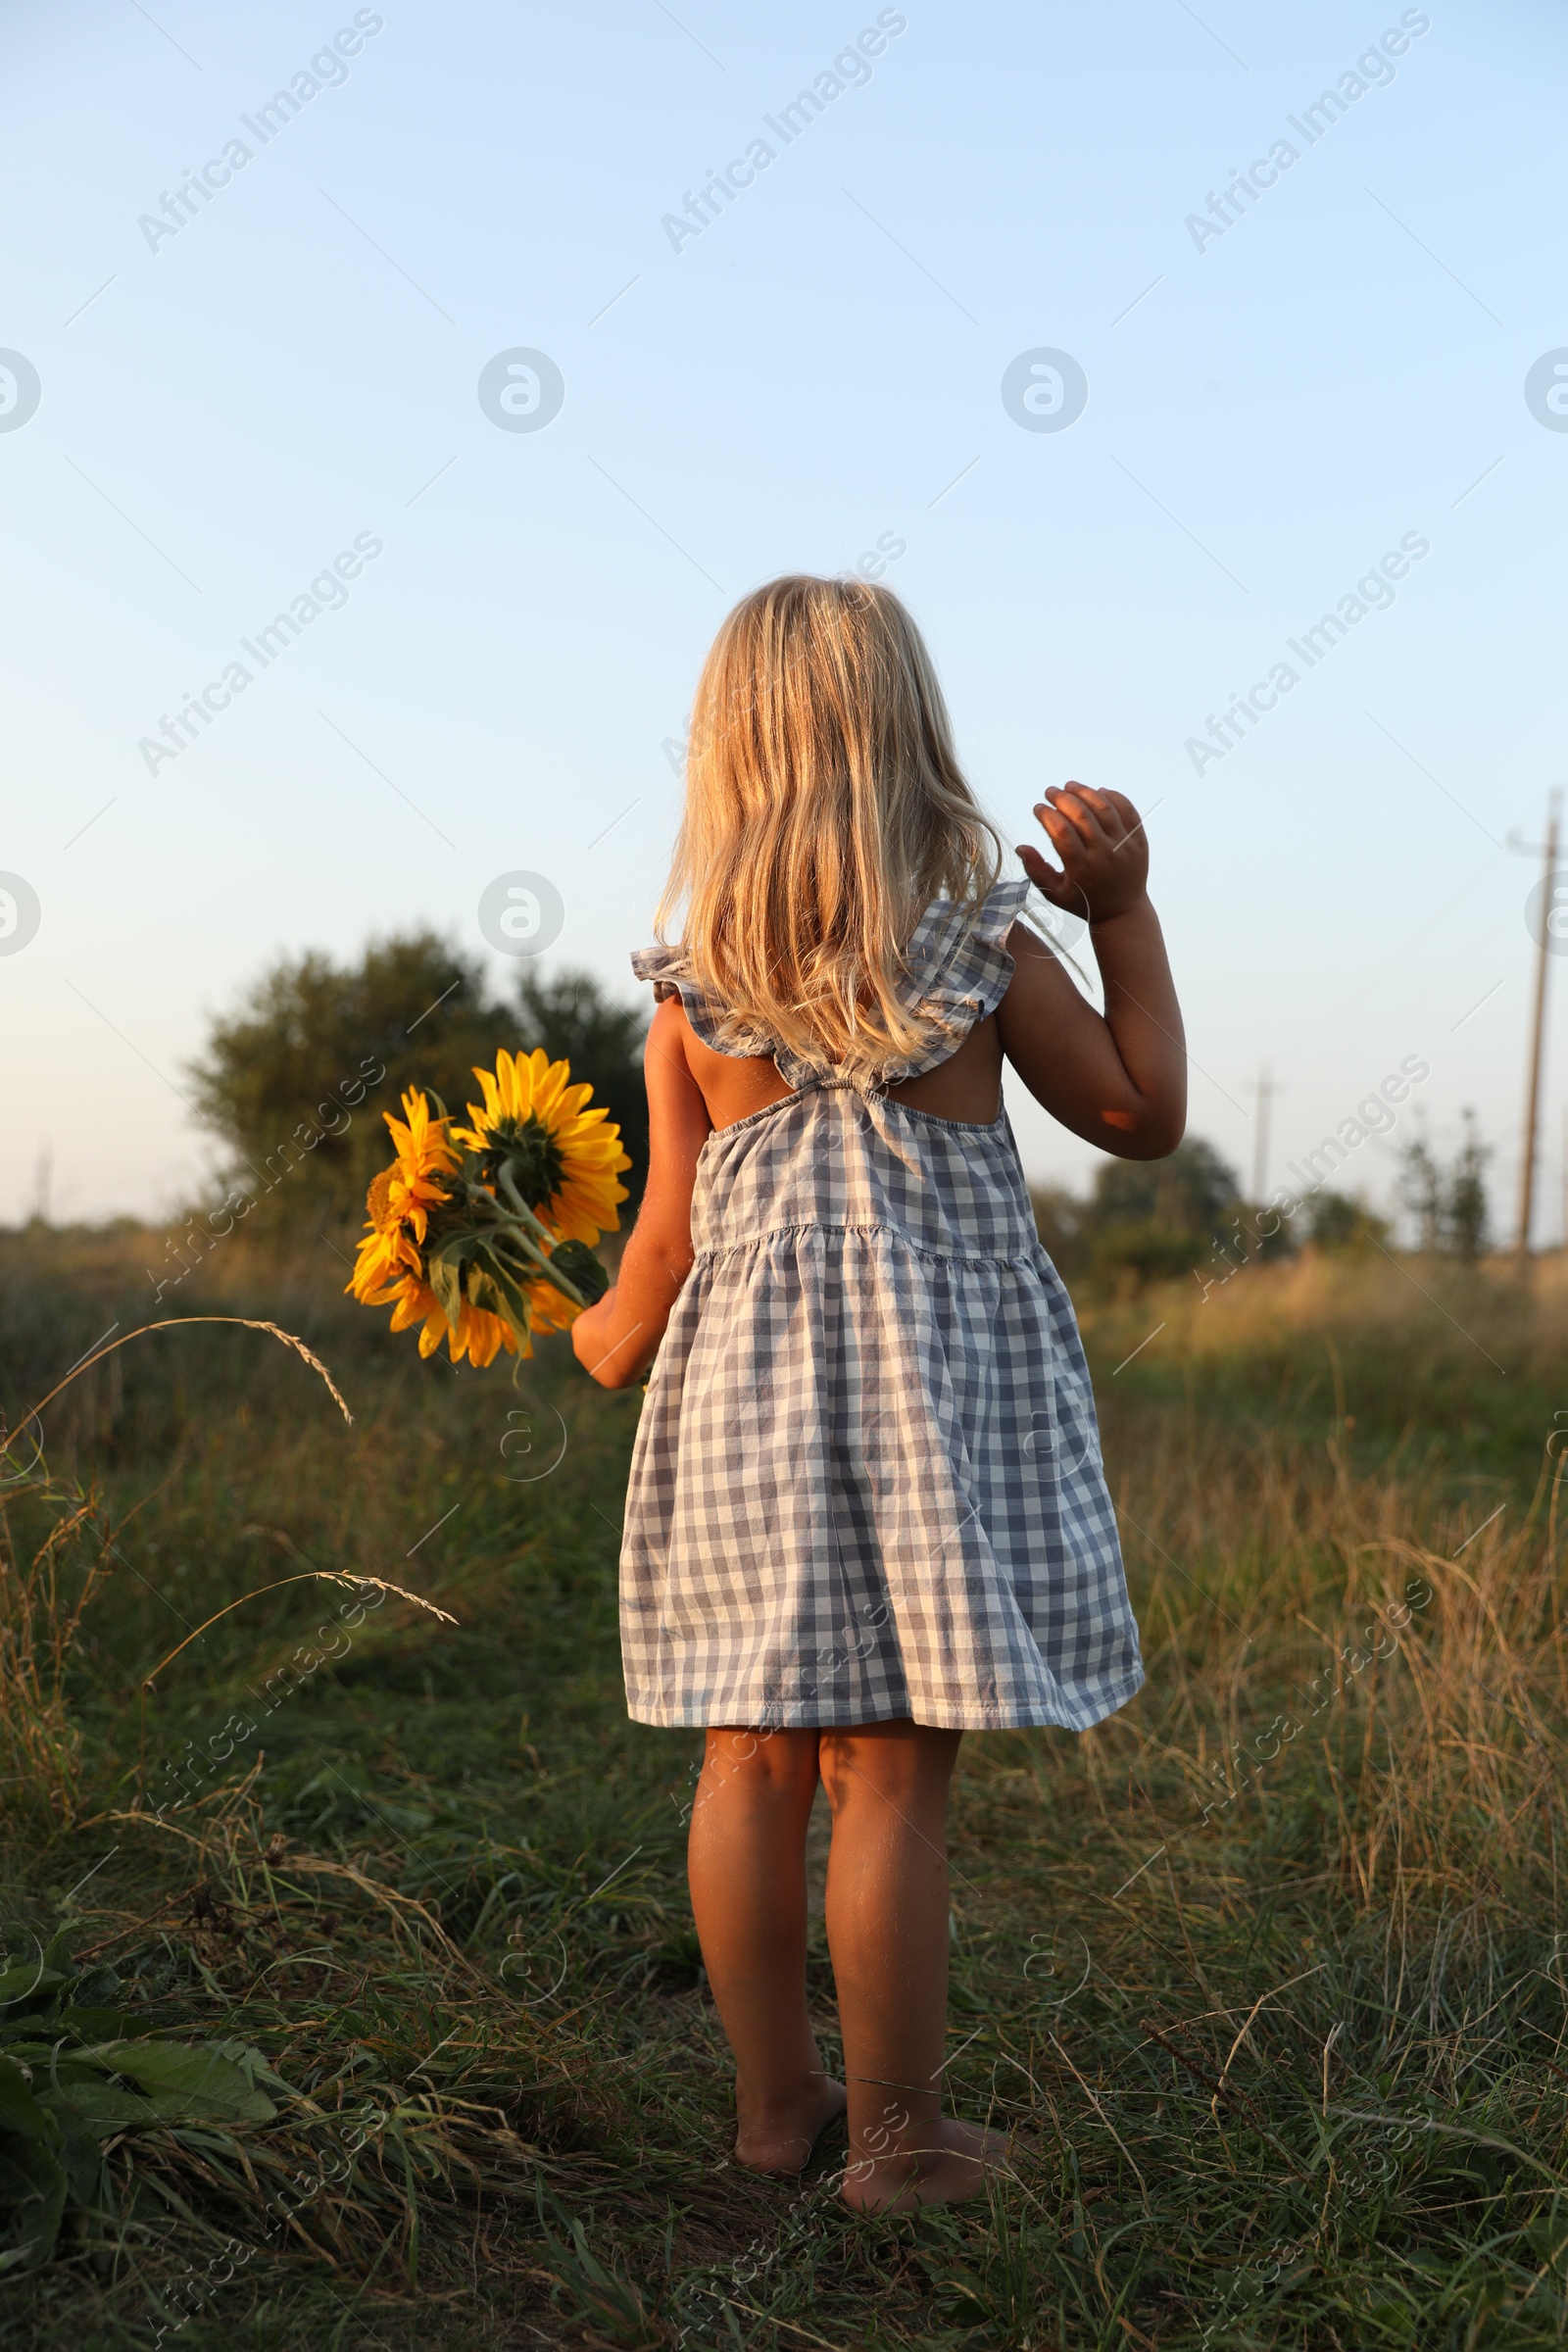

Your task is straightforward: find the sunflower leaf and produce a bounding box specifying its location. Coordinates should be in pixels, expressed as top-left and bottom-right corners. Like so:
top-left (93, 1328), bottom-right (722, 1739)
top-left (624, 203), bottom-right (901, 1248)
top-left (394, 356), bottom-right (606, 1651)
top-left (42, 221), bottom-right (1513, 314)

top-left (423, 1240), bottom-right (467, 1327)
top-left (543, 1239), bottom-right (609, 1306)
top-left (486, 1261), bottom-right (538, 1334)
top-left (463, 1258), bottom-right (532, 1349)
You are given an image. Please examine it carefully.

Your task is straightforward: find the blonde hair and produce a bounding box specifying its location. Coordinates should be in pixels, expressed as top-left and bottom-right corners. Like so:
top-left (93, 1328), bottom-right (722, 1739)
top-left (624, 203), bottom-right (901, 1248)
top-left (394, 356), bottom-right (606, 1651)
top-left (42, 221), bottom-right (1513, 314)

top-left (657, 575), bottom-right (1001, 1082)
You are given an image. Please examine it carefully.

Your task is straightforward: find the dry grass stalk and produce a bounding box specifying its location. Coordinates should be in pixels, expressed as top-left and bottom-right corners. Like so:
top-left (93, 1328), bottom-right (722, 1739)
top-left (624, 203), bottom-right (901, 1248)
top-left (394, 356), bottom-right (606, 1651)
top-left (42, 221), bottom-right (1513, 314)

top-left (141, 1574), bottom-right (458, 1691)
top-left (2, 1316), bottom-right (353, 1451)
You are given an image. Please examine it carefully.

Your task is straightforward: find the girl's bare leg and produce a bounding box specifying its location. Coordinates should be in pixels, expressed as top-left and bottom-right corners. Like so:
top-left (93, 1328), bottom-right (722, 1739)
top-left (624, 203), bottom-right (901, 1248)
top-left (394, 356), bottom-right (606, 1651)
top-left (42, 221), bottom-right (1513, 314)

top-left (818, 1720), bottom-right (1011, 2211)
top-left (686, 1726), bottom-right (847, 2172)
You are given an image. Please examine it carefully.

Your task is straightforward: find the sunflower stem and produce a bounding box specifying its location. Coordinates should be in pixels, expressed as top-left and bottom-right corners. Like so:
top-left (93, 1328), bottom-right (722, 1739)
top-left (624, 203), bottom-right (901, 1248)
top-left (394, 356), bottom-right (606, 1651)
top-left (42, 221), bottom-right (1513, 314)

top-left (461, 1188), bottom-right (573, 1296)
top-left (493, 1167), bottom-right (589, 1307)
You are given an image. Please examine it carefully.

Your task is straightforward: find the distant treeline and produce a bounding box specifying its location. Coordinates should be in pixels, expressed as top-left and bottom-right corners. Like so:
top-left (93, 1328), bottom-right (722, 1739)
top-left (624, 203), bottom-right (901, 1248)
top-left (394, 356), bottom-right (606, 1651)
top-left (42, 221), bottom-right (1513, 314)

top-left (184, 928), bottom-right (1492, 1279)
top-left (1034, 1113), bottom-right (1492, 1288)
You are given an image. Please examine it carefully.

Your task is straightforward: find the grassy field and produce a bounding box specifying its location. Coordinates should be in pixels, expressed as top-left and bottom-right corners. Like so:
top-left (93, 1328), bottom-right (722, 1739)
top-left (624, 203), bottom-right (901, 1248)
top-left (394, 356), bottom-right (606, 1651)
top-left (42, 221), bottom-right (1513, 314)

top-left (2, 1220), bottom-right (1567, 2350)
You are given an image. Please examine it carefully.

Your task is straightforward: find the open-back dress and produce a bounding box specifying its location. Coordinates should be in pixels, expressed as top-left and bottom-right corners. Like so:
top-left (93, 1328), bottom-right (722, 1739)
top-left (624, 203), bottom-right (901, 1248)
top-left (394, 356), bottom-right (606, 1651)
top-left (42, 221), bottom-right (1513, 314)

top-left (618, 876), bottom-right (1144, 1733)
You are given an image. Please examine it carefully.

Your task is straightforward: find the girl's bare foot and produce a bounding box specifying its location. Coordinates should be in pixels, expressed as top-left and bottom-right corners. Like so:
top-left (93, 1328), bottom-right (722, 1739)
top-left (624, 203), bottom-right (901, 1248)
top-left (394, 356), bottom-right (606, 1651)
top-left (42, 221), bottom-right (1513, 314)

top-left (735, 2074), bottom-right (848, 2174)
top-left (839, 2117), bottom-right (1018, 2212)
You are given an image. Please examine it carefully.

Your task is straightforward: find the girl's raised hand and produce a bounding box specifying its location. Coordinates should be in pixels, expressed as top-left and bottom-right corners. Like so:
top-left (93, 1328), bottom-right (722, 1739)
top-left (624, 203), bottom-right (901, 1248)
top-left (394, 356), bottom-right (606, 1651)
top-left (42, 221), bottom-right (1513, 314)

top-left (1001, 783), bottom-right (1185, 1156)
top-left (1016, 784), bottom-right (1149, 928)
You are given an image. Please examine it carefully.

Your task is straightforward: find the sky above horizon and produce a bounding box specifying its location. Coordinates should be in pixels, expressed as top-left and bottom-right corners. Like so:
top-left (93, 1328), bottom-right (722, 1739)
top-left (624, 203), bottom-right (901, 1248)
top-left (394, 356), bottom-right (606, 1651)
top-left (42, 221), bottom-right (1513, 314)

top-left (2, 0), bottom-right (1566, 1247)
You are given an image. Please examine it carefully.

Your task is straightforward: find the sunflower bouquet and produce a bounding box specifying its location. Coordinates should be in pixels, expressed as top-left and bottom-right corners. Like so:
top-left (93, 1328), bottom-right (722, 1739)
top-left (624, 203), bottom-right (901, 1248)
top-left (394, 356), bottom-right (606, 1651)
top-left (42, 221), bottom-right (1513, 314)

top-left (348, 1050), bottom-right (630, 1368)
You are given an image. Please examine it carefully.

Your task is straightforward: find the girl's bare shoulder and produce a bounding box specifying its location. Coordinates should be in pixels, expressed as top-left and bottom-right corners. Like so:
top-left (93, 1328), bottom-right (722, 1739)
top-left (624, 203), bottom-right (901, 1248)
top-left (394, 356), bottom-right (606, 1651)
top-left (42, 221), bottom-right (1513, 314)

top-left (652, 996), bottom-right (795, 1132)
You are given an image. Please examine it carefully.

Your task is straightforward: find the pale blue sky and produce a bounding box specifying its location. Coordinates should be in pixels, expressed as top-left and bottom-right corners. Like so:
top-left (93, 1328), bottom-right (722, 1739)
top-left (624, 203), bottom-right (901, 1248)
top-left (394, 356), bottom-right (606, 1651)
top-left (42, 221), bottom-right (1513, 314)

top-left (2, 0), bottom-right (1565, 1242)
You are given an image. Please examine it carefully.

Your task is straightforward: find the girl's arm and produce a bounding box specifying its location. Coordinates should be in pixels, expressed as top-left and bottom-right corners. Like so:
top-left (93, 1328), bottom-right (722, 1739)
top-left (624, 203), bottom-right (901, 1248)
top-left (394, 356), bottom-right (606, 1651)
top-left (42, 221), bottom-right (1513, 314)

top-left (571, 997), bottom-right (710, 1389)
top-left (998, 783), bottom-right (1186, 1160)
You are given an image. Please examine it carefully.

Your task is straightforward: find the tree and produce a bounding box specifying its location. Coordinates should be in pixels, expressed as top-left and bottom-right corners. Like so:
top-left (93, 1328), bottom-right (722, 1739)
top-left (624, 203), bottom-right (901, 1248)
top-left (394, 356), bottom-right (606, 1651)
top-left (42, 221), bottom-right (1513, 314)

top-left (1446, 1110), bottom-right (1490, 1258)
top-left (1030, 1184), bottom-right (1088, 1276)
top-left (1031, 1138), bottom-right (1263, 1289)
top-left (1087, 1138), bottom-right (1247, 1283)
top-left (1303, 1192), bottom-right (1392, 1251)
top-left (1396, 1112), bottom-right (1491, 1256)
top-left (188, 936), bottom-right (649, 1242)
top-left (1091, 1137), bottom-right (1242, 1236)
top-left (1397, 1130), bottom-right (1444, 1253)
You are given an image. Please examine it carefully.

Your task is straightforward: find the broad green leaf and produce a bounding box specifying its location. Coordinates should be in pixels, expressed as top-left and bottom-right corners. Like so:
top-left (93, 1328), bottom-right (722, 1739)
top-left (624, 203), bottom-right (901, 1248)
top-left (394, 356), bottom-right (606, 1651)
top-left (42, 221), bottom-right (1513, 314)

top-left (40, 2080), bottom-right (159, 2133)
top-left (72, 1966), bottom-right (123, 2010)
top-left (4, 2052), bottom-right (108, 2084)
top-left (53, 2108), bottom-right (103, 2204)
top-left (0, 2140), bottom-right (67, 2268)
top-left (0, 1964), bottom-right (69, 2009)
top-left (0, 2055), bottom-right (54, 2143)
top-left (208, 2040), bottom-right (296, 2100)
top-left (74, 2041), bottom-right (275, 2124)
top-left (38, 1925), bottom-right (82, 1975)
top-left (57, 2006), bottom-right (137, 2040)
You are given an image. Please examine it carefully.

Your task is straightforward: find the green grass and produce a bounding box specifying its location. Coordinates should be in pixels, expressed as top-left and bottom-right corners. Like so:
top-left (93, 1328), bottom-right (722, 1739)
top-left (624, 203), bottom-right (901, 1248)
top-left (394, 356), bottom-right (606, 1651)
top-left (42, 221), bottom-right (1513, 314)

top-left (2, 1223), bottom-right (1567, 2349)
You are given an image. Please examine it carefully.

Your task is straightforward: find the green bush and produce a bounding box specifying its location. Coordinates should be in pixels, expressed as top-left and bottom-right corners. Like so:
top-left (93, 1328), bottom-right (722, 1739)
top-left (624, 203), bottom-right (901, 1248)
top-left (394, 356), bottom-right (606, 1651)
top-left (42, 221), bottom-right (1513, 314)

top-left (1034, 1137), bottom-right (1260, 1290)
top-left (186, 936), bottom-right (648, 1247)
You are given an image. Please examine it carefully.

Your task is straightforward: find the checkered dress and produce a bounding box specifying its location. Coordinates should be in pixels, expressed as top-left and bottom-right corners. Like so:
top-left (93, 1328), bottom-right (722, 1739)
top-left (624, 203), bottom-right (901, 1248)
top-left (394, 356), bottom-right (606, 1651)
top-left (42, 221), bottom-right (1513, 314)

top-left (619, 878), bottom-right (1144, 1732)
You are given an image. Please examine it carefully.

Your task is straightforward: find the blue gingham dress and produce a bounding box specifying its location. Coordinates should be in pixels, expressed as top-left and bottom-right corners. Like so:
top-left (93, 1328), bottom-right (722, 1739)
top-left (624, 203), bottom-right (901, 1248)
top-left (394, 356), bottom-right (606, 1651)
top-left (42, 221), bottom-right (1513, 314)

top-left (619, 877), bottom-right (1144, 1733)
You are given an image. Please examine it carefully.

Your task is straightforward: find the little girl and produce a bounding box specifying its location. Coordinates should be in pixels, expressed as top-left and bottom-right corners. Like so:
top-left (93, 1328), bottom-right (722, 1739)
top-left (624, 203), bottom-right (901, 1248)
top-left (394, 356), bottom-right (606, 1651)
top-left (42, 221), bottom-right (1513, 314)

top-left (572, 576), bottom-right (1185, 2212)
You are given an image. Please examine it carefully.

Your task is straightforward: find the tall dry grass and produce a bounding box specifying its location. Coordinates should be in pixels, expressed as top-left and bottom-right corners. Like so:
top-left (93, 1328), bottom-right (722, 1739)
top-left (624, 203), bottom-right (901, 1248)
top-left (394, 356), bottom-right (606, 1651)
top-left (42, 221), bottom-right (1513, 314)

top-left (0, 1315), bottom-right (356, 1834)
top-left (2, 1226), bottom-right (1566, 2345)
top-left (1079, 1250), bottom-right (1568, 1923)
top-left (0, 1469), bottom-right (112, 1827)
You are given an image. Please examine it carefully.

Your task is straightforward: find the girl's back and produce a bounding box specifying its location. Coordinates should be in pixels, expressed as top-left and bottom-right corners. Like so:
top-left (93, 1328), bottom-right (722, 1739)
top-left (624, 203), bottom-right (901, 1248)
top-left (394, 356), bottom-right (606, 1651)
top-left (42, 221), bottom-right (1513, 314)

top-left (621, 873), bottom-right (1139, 1734)
top-left (569, 573), bottom-right (1186, 2210)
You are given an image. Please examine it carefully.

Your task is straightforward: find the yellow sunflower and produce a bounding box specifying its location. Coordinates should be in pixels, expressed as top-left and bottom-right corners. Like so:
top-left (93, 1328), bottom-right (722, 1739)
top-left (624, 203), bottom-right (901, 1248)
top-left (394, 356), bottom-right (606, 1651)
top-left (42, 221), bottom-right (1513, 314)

top-left (347, 1089), bottom-right (521, 1366)
top-left (380, 1273), bottom-right (521, 1367)
top-left (450, 1048), bottom-right (631, 1248)
top-left (347, 1089), bottom-right (457, 1300)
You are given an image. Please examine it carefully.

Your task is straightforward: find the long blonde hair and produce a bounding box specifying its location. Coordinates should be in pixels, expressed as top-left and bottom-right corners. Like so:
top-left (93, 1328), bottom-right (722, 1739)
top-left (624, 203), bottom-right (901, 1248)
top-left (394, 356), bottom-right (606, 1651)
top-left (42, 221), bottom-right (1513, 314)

top-left (657, 575), bottom-right (1001, 1081)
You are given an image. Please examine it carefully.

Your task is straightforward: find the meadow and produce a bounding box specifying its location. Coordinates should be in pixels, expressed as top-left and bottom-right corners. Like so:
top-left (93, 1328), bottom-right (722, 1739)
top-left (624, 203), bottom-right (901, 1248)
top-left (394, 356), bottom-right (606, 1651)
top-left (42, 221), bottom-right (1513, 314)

top-left (2, 1219), bottom-right (1566, 2350)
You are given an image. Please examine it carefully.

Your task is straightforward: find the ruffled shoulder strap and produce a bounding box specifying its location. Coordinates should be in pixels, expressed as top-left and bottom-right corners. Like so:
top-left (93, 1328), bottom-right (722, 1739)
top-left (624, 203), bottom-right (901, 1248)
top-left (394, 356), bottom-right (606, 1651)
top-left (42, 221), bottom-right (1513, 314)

top-left (631, 875), bottom-right (1032, 1092)
top-left (628, 944), bottom-right (778, 1062)
top-left (886, 875), bottom-right (1032, 1080)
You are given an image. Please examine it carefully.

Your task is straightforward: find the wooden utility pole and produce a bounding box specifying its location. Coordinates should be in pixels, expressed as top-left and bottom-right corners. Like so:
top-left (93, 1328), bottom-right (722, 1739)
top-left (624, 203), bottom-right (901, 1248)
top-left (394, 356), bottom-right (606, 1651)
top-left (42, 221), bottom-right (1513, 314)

top-left (1515, 791), bottom-right (1562, 1255)
top-left (1245, 1063), bottom-right (1281, 1205)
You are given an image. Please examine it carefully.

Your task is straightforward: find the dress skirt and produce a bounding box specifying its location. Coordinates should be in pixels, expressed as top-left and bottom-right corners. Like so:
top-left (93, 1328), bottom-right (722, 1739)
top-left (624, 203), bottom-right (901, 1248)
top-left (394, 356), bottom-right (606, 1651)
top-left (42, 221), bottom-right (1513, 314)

top-left (618, 1080), bottom-right (1144, 1733)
